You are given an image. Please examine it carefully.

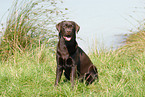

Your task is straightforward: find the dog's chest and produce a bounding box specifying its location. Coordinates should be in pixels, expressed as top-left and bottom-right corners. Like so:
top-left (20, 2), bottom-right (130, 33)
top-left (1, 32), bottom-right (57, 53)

top-left (57, 48), bottom-right (76, 68)
top-left (57, 40), bottom-right (78, 67)
top-left (59, 56), bottom-right (74, 68)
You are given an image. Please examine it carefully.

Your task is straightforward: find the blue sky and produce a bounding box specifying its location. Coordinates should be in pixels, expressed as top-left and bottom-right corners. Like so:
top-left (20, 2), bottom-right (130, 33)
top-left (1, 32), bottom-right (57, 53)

top-left (0, 0), bottom-right (145, 52)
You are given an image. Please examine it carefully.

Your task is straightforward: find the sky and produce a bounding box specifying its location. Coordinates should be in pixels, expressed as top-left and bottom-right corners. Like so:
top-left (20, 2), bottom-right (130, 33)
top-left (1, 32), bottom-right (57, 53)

top-left (0, 0), bottom-right (145, 53)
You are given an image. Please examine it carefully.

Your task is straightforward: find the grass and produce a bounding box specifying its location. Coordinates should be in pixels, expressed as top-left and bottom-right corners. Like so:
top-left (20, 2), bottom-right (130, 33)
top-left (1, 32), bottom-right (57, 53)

top-left (0, 42), bottom-right (145, 96)
top-left (0, 0), bottom-right (145, 96)
top-left (118, 24), bottom-right (145, 57)
top-left (0, 48), bottom-right (56, 96)
top-left (0, 0), bottom-right (66, 61)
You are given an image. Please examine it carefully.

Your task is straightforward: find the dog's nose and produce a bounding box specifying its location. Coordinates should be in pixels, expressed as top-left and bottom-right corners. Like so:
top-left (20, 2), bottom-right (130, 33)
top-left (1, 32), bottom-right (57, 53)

top-left (67, 31), bottom-right (71, 33)
top-left (66, 30), bottom-right (71, 34)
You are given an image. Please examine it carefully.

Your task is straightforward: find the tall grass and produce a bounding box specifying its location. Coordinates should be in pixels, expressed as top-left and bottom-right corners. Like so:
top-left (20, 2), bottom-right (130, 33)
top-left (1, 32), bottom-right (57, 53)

top-left (0, 0), bottom-right (145, 96)
top-left (117, 23), bottom-right (145, 58)
top-left (0, 0), bottom-right (67, 61)
top-left (0, 21), bottom-right (145, 96)
top-left (0, 40), bottom-right (145, 96)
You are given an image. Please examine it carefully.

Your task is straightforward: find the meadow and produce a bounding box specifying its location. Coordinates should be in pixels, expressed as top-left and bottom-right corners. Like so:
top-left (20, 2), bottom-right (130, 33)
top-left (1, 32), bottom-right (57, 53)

top-left (0, 0), bottom-right (145, 96)
top-left (0, 40), bottom-right (145, 96)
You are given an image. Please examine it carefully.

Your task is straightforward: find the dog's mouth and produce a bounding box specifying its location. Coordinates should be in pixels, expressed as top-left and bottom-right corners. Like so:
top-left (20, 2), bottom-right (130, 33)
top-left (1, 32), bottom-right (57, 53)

top-left (63, 35), bottom-right (72, 41)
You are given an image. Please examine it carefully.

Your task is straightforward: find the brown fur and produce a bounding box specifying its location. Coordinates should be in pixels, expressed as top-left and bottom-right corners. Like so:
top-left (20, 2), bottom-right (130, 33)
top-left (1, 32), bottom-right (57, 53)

top-left (55, 21), bottom-right (98, 87)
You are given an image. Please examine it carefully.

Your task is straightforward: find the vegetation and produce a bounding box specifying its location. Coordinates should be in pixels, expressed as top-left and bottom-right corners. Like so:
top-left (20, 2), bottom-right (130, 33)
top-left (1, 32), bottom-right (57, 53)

top-left (0, 0), bottom-right (145, 96)
top-left (0, 0), bottom-right (67, 61)
top-left (117, 23), bottom-right (145, 57)
top-left (0, 40), bottom-right (145, 96)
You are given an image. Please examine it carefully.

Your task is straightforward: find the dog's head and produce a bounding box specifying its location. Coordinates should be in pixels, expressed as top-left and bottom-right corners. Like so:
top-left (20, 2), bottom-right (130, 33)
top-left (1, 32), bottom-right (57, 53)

top-left (56, 21), bottom-right (80, 41)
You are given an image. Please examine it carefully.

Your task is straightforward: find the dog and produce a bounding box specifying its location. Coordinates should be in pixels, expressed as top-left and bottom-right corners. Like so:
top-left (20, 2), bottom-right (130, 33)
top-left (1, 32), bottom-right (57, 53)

top-left (55, 21), bottom-right (98, 87)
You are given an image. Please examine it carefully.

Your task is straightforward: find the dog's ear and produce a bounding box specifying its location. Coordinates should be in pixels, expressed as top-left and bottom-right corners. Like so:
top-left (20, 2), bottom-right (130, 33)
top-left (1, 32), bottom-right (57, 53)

top-left (75, 23), bottom-right (80, 33)
top-left (56, 22), bottom-right (62, 32)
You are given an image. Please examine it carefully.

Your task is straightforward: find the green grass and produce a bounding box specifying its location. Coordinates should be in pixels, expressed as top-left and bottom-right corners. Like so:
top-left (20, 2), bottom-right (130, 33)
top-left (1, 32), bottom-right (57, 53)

top-left (0, 44), bottom-right (145, 96)
top-left (0, 0), bottom-right (145, 96)
top-left (0, 46), bottom-right (56, 96)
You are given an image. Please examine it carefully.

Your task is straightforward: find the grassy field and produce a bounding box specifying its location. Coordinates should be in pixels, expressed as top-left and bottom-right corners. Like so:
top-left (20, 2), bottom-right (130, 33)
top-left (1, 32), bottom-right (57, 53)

top-left (0, 42), bottom-right (145, 96)
top-left (0, 0), bottom-right (145, 96)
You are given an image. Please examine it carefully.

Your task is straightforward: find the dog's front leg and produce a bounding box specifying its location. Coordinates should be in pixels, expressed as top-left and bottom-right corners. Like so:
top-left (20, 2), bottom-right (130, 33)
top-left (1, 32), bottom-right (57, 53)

top-left (70, 66), bottom-right (76, 88)
top-left (55, 65), bottom-right (63, 86)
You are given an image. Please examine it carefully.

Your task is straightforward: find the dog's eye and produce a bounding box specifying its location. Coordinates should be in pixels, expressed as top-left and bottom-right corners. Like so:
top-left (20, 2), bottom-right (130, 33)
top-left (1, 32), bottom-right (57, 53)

top-left (69, 25), bottom-right (74, 28)
top-left (63, 25), bottom-right (67, 28)
top-left (63, 24), bottom-right (68, 28)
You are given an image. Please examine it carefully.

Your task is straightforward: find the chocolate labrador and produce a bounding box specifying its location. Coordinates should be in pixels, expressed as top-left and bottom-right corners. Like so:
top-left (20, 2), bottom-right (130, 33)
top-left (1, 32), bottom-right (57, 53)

top-left (55, 21), bottom-right (98, 87)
